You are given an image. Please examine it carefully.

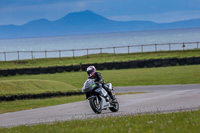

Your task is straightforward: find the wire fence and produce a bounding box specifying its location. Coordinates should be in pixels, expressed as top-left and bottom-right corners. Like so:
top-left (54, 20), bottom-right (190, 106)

top-left (0, 41), bottom-right (199, 61)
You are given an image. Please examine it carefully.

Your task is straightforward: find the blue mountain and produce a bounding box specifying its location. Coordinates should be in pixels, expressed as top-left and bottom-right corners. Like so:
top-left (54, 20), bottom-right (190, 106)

top-left (0, 10), bottom-right (200, 39)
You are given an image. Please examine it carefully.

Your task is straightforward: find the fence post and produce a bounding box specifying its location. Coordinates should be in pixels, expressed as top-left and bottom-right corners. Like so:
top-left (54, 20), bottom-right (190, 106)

top-left (17, 51), bottom-right (20, 61)
top-left (113, 47), bottom-right (115, 55)
top-left (197, 42), bottom-right (199, 49)
top-left (4, 52), bottom-right (6, 62)
top-left (73, 49), bottom-right (74, 58)
top-left (182, 43), bottom-right (185, 50)
top-left (59, 50), bottom-right (61, 58)
top-left (155, 44), bottom-right (157, 52)
top-left (169, 43), bottom-right (171, 51)
top-left (45, 51), bottom-right (47, 58)
top-left (141, 45), bottom-right (143, 53)
top-left (128, 46), bottom-right (130, 54)
top-left (87, 49), bottom-right (88, 58)
top-left (100, 48), bottom-right (102, 54)
top-left (31, 51), bottom-right (33, 60)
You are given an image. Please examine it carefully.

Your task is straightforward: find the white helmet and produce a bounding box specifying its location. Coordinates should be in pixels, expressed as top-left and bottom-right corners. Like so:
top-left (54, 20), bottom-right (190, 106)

top-left (86, 66), bottom-right (96, 77)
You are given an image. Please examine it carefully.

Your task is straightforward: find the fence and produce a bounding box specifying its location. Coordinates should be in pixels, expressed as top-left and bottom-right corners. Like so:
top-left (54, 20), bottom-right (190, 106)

top-left (0, 41), bottom-right (199, 61)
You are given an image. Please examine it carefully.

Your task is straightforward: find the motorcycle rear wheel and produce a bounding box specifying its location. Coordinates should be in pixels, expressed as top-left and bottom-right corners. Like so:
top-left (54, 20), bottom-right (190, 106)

top-left (89, 97), bottom-right (102, 114)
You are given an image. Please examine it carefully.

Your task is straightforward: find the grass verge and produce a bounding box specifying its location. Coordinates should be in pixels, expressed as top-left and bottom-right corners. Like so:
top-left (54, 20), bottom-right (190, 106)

top-left (0, 79), bottom-right (78, 96)
top-left (1, 110), bottom-right (200, 132)
top-left (1, 65), bottom-right (200, 91)
top-left (0, 95), bottom-right (85, 114)
top-left (0, 49), bottom-right (199, 69)
top-left (0, 65), bottom-right (199, 114)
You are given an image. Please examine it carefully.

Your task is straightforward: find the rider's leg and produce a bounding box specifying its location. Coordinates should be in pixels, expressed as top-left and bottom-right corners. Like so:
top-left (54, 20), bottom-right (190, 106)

top-left (103, 83), bottom-right (117, 103)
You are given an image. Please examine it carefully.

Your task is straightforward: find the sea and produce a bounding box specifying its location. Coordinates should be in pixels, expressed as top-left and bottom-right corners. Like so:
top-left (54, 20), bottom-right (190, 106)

top-left (0, 28), bottom-right (200, 61)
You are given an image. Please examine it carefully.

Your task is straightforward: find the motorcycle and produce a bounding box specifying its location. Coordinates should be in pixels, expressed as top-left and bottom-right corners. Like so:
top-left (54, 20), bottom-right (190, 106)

top-left (82, 78), bottom-right (119, 114)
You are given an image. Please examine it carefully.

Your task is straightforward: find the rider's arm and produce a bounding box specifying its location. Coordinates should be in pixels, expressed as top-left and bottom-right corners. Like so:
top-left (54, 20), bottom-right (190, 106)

top-left (96, 72), bottom-right (104, 83)
top-left (82, 81), bottom-right (87, 92)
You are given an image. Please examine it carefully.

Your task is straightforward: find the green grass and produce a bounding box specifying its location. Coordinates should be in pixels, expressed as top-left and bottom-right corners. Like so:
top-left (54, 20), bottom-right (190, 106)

top-left (0, 50), bottom-right (199, 131)
top-left (1, 110), bottom-right (200, 132)
top-left (0, 95), bottom-right (85, 114)
top-left (0, 65), bottom-right (199, 114)
top-left (1, 65), bottom-right (200, 92)
top-left (0, 49), bottom-right (199, 69)
top-left (0, 79), bottom-right (78, 96)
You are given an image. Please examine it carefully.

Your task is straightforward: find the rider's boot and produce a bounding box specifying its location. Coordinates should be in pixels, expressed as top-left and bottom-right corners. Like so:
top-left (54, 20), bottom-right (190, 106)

top-left (110, 93), bottom-right (117, 103)
top-left (106, 90), bottom-right (117, 103)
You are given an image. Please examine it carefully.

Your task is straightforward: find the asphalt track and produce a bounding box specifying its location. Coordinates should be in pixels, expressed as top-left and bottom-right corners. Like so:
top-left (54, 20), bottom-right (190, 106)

top-left (0, 84), bottom-right (200, 127)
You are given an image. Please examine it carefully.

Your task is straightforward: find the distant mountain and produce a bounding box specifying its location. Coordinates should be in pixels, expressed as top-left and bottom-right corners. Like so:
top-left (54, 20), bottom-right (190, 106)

top-left (0, 10), bottom-right (200, 39)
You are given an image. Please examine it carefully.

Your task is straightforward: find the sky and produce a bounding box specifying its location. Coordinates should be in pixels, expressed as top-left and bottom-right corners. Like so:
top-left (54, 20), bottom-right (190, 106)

top-left (0, 0), bottom-right (200, 26)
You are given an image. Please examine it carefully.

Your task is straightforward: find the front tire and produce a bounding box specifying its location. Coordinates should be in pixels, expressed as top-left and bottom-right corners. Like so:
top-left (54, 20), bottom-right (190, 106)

top-left (109, 101), bottom-right (119, 112)
top-left (89, 97), bottom-right (102, 114)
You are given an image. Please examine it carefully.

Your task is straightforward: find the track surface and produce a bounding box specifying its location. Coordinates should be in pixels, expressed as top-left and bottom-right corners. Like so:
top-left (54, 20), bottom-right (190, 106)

top-left (0, 84), bottom-right (200, 127)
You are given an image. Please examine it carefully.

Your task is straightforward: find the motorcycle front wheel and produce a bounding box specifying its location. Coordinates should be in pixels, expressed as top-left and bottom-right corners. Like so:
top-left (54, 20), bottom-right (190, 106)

top-left (89, 97), bottom-right (102, 114)
top-left (109, 101), bottom-right (119, 112)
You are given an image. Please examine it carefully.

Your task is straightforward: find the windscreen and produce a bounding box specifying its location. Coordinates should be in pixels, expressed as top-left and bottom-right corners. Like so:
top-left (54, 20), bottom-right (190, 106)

top-left (82, 79), bottom-right (96, 92)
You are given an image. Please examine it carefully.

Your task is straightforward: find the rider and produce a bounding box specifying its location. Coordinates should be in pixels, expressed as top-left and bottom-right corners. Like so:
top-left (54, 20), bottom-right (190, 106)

top-left (86, 66), bottom-right (117, 103)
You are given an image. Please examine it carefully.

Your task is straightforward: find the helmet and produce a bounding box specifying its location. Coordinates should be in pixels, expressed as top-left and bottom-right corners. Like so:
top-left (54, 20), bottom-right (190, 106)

top-left (86, 66), bottom-right (96, 77)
